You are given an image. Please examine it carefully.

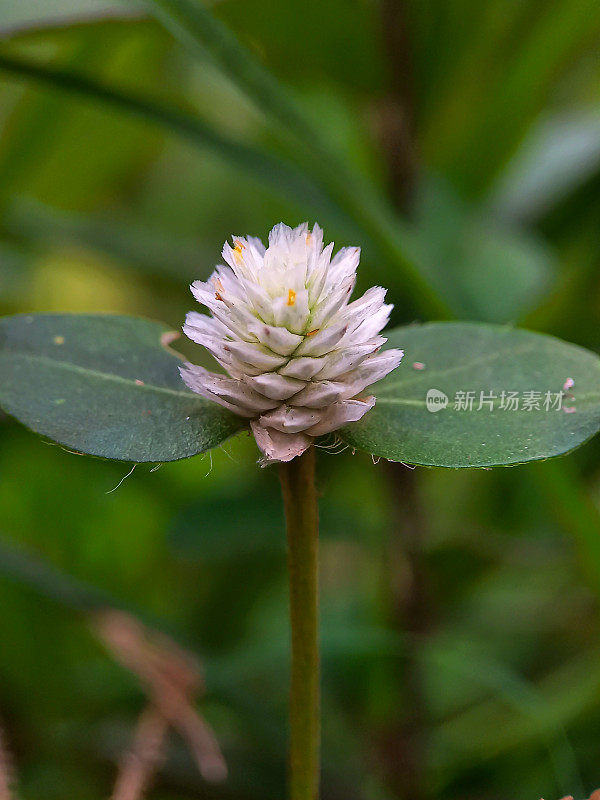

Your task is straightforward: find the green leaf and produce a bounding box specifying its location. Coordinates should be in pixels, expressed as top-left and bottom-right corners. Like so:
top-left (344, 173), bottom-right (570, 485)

top-left (0, 313), bottom-right (244, 461)
top-left (3, 197), bottom-right (211, 281)
top-left (0, 28), bottom-right (167, 214)
top-left (0, 42), bottom-right (451, 319)
top-left (415, 177), bottom-right (554, 322)
top-left (144, 0), bottom-right (453, 319)
top-left (421, 0), bottom-right (600, 196)
top-left (489, 108), bottom-right (600, 224)
top-left (0, 0), bottom-right (141, 37)
top-left (0, 52), bottom-right (335, 222)
top-left (0, 535), bottom-right (117, 613)
top-left (341, 322), bottom-right (600, 467)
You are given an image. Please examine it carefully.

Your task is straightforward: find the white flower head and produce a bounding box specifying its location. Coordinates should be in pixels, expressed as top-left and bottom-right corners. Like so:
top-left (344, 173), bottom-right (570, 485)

top-left (181, 223), bottom-right (403, 463)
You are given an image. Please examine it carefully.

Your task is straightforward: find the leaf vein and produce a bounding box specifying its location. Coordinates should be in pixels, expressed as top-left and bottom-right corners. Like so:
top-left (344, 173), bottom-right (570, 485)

top-left (5, 353), bottom-right (196, 400)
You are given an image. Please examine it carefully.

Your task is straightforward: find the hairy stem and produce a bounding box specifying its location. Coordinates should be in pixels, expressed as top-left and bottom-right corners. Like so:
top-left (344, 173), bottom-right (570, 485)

top-left (279, 448), bottom-right (320, 800)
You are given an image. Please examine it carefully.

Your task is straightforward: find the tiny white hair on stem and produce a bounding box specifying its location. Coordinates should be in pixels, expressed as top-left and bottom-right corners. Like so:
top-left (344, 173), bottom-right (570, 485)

top-left (218, 444), bottom-right (239, 464)
top-left (328, 443), bottom-right (350, 456)
top-left (315, 434), bottom-right (343, 450)
top-left (106, 464), bottom-right (137, 494)
top-left (202, 451), bottom-right (214, 478)
top-left (42, 440), bottom-right (87, 458)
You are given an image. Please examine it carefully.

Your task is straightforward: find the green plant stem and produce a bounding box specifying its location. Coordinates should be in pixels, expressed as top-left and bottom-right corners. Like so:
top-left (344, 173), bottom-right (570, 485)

top-left (279, 447), bottom-right (320, 800)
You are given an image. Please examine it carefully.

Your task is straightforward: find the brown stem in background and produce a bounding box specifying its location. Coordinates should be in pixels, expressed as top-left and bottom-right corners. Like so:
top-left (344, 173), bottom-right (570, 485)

top-left (111, 707), bottom-right (168, 800)
top-left (377, 0), bottom-right (419, 213)
top-left (377, 463), bottom-right (431, 800)
top-left (94, 610), bottom-right (227, 795)
top-left (374, 4), bottom-right (431, 799)
top-left (0, 726), bottom-right (14, 800)
top-left (552, 794), bottom-right (600, 800)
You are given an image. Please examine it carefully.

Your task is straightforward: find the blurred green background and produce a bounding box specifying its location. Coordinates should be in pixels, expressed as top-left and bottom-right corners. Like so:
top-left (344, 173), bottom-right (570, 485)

top-left (1, 1), bottom-right (600, 798)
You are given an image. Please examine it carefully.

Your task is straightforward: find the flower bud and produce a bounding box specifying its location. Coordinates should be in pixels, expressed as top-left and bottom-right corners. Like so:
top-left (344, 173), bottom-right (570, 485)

top-left (181, 223), bottom-right (403, 463)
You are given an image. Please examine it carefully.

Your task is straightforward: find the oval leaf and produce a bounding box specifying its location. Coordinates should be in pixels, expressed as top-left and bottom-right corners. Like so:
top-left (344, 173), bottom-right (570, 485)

top-left (0, 313), bottom-right (244, 462)
top-left (341, 322), bottom-right (600, 467)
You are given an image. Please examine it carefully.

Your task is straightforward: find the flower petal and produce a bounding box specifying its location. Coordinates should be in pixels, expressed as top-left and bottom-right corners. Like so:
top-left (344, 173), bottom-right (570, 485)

top-left (278, 356), bottom-right (324, 379)
top-left (182, 311), bottom-right (226, 347)
top-left (250, 421), bottom-right (312, 463)
top-left (294, 321), bottom-right (348, 357)
top-left (309, 276), bottom-right (355, 330)
top-left (338, 349), bottom-right (404, 397)
top-left (272, 289), bottom-right (310, 335)
top-left (226, 340), bottom-right (288, 371)
top-left (191, 279), bottom-right (255, 341)
top-left (324, 246), bottom-right (360, 291)
top-left (246, 321), bottom-right (304, 356)
top-left (314, 338), bottom-right (385, 380)
top-left (181, 364), bottom-right (278, 414)
top-left (240, 279), bottom-right (274, 324)
top-left (290, 380), bottom-right (346, 408)
top-left (306, 396), bottom-right (375, 436)
top-left (180, 365), bottom-right (254, 417)
top-left (345, 303), bottom-right (393, 343)
top-left (259, 405), bottom-right (322, 433)
top-left (307, 241), bottom-right (334, 304)
top-left (245, 372), bottom-right (306, 400)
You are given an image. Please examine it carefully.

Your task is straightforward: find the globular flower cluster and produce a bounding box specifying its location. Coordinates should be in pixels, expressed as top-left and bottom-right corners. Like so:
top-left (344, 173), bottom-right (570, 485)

top-left (181, 223), bottom-right (403, 463)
